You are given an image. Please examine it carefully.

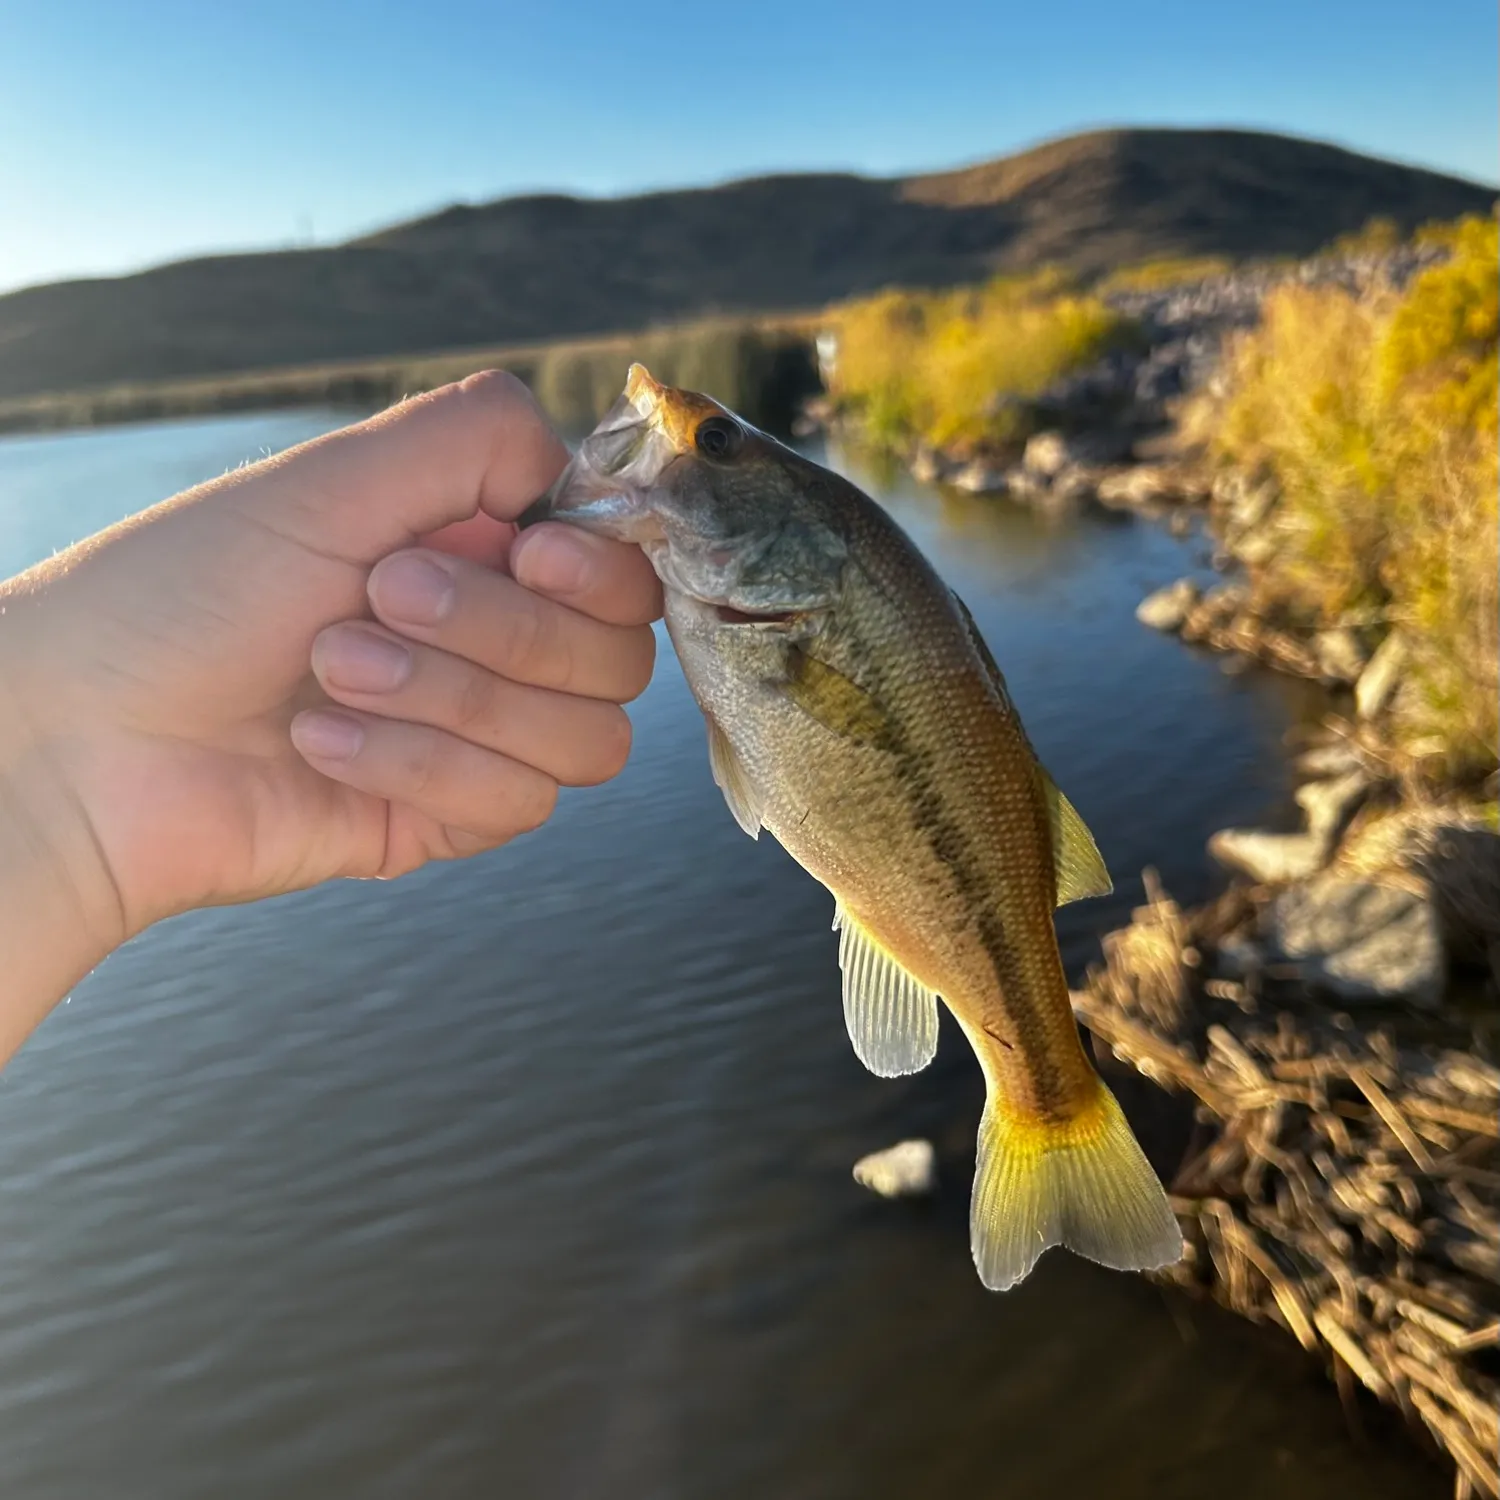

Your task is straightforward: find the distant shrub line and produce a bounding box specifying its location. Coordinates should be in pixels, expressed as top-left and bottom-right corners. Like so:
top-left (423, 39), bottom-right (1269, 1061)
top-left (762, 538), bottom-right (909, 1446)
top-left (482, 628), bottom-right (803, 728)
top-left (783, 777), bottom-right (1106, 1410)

top-left (824, 269), bottom-right (1136, 455)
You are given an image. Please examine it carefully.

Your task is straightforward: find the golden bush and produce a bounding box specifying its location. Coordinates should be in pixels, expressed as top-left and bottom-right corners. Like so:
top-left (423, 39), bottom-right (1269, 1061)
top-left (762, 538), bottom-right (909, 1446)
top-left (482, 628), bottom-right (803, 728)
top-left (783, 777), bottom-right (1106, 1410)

top-left (1201, 215), bottom-right (1498, 779)
top-left (829, 272), bottom-right (1129, 454)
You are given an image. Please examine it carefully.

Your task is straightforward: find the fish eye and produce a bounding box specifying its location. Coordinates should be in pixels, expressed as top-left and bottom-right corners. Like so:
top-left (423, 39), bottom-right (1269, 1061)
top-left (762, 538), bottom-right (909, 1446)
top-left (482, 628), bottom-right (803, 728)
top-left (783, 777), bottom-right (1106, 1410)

top-left (695, 416), bottom-right (744, 462)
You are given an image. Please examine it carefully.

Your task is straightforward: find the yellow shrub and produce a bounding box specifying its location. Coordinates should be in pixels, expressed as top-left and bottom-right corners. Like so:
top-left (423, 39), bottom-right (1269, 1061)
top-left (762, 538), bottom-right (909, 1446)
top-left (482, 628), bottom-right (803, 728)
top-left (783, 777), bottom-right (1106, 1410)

top-left (1379, 215), bottom-right (1498, 435)
top-left (1097, 256), bottom-right (1234, 295)
top-left (1202, 214), bottom-right (1498, 779)
top-left (1326, 216), bottom-right (1404, 258)
top-left (829, 272), bottom-right (1129, 453)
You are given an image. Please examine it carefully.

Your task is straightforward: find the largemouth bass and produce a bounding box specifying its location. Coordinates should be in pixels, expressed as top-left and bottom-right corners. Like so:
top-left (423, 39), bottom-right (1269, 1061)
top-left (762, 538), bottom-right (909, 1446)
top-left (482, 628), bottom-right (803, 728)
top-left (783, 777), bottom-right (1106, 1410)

top-left (524, 366), bottom-right (1183, 1290)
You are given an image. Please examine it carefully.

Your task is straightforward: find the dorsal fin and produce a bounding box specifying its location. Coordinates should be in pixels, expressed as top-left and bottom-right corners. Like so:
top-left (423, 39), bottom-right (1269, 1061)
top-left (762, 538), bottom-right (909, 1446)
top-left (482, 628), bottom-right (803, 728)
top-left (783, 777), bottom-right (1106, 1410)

top-left (833, 900), bottom-right (940, 1077)
top-left (951, 589), bottom-right (1111, 906)
top-left (949, 588), bottom-right (1017, 718)
top-left (1041, 773), bottom-right (1113, 904)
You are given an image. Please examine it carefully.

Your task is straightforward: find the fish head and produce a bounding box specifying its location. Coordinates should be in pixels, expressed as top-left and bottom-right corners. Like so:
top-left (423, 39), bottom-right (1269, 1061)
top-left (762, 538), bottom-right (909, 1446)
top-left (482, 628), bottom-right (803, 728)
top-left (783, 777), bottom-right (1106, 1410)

top-left (523, 364), bottom-right (849, 629)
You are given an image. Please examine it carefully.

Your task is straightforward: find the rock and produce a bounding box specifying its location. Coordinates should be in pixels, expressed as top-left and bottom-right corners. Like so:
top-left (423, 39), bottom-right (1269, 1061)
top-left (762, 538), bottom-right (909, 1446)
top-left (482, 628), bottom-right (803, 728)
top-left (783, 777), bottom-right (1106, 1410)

top-left (1355, 632), bottom-right (1407, 719)
top-left (1209, 828), bottom-right (1329, 884)
top-left (910, 446), bottom-right (947, 484)
top-left (852, 1139), bottom-right (937, 1198)
top-left (1313, 628), bottom-right (1371, 685)
top-left (1269, 877), bottom-right (1444, 1006)
top-left (1212, 469), bottom-right (1278, 531)
top-left (1294, 770), bottom-right (1372, 844)
top-left (1050, 464), bottom-right (1100, 505)
top-left (1023, 431), bottom-right (1073, 479)
top-left (1251, 624), bottom-right (1320, 678)
top-left (1022, 429), bottom-right (1133, 479)
top-left (1097, 465), bottom-right (1178, 509)
top-left (1181, 582), bottom-right (1248, 641)
top-left (1295, 741), bottom-right (1365, 778)
top-left (1136, 578), bottom-right (1201, 632)
top-left (1231, 526), bottom-right (1279, 567)
top-left (1205, 581), bottom-right (1249, 616)
top-left (949, 460), bottom-right (1008, 495)
top-left (1035, 349), bottom-right (1139, 417)
top-left (1004, 466), bottom-right (1052, 504)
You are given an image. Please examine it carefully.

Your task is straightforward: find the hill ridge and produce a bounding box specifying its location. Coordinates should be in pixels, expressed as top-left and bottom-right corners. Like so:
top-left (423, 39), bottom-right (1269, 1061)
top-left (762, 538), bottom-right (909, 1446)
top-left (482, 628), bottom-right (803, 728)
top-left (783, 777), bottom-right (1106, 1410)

top-left (2, 127), bottom-right (1492, 401)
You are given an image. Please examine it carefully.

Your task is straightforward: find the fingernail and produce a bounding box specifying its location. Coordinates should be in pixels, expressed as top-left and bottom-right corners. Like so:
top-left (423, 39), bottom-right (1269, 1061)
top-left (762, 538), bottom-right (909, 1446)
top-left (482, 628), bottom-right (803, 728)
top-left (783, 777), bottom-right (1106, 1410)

top-left (316, 626), bottom-right (411, 693)
top-left (291, 710), bottom-right (365, 763)
top-left (515, 527), bottom-right (590, 594)
top-left (370, 551), bottom-right (456, 625)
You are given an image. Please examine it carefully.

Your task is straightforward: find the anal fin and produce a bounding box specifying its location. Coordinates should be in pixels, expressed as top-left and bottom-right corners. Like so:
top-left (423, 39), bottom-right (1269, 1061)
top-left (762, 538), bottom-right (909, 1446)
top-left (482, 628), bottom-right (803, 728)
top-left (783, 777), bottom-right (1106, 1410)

top-left (833, 900), bottom-right (940, 1077)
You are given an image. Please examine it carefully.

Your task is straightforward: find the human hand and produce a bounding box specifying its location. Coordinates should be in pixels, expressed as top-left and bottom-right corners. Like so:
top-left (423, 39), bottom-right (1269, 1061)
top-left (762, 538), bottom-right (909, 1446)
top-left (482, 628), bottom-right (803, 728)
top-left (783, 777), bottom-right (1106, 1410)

top-left (0, 373), bottom-right (660, 1051)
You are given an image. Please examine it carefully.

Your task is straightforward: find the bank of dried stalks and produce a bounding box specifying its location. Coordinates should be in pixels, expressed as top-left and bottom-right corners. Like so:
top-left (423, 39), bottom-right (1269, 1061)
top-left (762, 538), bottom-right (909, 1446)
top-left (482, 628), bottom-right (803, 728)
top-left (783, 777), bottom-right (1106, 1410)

top-left (1074, 875), bottom-right (1500, 1497)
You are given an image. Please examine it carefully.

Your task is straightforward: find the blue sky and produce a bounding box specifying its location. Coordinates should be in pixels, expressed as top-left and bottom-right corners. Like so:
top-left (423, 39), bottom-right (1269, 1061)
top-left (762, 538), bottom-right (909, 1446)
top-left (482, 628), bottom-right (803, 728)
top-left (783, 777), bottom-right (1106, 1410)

top-left (2, 0), bottom-right (1495, 295)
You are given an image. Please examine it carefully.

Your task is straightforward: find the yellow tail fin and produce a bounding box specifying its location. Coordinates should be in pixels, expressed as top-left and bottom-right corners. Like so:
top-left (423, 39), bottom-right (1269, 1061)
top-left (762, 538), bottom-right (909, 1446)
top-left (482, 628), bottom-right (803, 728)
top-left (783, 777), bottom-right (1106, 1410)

top-left (970, 1083), bottom-right (1183, 1291)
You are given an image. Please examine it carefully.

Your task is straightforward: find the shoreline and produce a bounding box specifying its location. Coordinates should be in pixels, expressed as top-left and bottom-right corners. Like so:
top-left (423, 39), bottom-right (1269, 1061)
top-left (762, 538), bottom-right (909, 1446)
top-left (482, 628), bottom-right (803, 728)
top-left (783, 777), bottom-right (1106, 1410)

top-left (0, 314), bottom-right (820, 440)
top-left (816, 248), bottom-right (1498, 1492)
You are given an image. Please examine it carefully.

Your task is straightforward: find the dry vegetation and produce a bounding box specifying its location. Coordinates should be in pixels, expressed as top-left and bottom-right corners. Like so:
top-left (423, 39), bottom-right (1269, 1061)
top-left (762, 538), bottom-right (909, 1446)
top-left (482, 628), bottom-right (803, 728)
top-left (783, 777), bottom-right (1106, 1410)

top-left (1187, 215), bottom-right (1499, 783)
top-left (1076, 877), bottom-right (1500, 1498)
top-left (0, 316), bottom-right (817, 439)
top-left (1095, 255), bottom-right (1237, 294)
top-left (827, 270), bottom-right (1134, 453)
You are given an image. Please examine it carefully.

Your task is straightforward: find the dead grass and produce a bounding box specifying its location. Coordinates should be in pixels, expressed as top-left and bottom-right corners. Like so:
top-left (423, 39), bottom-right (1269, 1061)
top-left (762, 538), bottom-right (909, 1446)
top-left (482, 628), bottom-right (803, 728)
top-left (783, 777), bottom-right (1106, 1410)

top-left (1186, 215), bottom-right (1499, 781)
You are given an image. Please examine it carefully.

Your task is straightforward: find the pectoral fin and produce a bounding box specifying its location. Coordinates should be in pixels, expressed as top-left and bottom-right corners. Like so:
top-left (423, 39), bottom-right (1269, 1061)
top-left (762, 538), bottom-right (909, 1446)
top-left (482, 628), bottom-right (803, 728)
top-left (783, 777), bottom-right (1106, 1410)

top-left (783, 647), bottom-right (894, 748)
top-left (704, 715), bottom-right (764, 839)
top-left (833, 901), bottom-right (940, 1077)
top-left (1042, 774), bottom-right (1112, 904)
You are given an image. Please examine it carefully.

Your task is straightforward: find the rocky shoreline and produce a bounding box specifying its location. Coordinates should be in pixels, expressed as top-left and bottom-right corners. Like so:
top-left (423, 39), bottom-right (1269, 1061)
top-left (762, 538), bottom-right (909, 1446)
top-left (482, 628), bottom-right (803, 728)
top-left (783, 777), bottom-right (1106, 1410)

top-left (823, 249), bottom-right (1499, 1493)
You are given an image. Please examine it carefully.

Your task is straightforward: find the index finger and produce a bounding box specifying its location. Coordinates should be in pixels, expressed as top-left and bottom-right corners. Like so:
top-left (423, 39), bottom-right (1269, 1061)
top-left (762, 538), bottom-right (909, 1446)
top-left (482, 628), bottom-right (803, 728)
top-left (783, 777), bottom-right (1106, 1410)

top-left (222, 370), bottom-right (568, 565)
top-left (509, 524), bottom-right (663, 627)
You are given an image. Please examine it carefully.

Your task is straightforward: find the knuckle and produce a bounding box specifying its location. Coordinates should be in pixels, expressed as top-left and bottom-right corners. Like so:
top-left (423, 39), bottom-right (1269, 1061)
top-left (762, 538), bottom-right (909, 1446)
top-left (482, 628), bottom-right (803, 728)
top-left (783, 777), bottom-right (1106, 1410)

top-left (460, 367), bottom-right (533, 413)
top-left (451, 665), bottom-right (500, 734)
top-left (501, 594), bottom-right (570, 686)
top-left (509, 773), bottom-right (558, 836)
top-left (399, 730), bottom-right (444, 798)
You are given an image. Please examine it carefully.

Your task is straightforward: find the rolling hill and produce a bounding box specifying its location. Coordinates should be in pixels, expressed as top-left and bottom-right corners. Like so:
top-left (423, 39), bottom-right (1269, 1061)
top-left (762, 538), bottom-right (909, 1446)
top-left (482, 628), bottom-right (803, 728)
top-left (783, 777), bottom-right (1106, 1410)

top-left (1, 127), bottom-right (1492, 401)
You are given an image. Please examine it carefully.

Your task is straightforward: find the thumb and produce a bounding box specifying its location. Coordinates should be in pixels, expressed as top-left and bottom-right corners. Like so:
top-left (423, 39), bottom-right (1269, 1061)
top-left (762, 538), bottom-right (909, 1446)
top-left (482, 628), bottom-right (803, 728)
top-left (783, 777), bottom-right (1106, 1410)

top-left (228, 370), bottom-right (569, 564)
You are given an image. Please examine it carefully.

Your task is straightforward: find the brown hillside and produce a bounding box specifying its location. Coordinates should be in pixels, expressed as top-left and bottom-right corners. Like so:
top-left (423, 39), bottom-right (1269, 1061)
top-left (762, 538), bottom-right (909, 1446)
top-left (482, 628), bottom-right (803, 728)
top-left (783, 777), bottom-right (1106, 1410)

top-left (1, 128), bottom-right (1491, 400)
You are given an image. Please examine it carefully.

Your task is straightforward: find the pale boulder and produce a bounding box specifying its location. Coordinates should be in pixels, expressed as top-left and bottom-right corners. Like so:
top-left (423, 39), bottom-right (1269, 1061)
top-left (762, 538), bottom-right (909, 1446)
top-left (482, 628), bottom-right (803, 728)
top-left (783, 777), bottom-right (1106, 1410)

top-left (852, 1139), bottom-right (937, 1198)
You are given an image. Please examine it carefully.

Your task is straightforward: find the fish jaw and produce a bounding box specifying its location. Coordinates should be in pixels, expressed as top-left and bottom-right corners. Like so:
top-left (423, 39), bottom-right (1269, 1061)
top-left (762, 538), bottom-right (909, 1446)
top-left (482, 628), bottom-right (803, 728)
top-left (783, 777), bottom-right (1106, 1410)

top-left (521, 363), bottom-right (845, 621)
top-left (517, 375), bottom-right (679, 544)
top-left (518, 362), bottom-right (728, 542)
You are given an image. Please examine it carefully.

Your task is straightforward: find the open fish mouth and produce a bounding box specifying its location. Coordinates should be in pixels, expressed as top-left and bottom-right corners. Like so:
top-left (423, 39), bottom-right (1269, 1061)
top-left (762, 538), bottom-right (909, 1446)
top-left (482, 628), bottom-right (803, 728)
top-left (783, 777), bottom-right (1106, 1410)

top-left (713, 604), bottom-right (805, 626)
top-left (517, 365), bottom-right (697, 534)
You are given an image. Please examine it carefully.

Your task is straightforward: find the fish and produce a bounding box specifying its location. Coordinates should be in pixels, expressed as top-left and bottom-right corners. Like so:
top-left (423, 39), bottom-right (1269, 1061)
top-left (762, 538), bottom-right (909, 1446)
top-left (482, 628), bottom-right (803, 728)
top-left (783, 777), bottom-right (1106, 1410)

top-left (522, 365), bottom-right (1183, 1290)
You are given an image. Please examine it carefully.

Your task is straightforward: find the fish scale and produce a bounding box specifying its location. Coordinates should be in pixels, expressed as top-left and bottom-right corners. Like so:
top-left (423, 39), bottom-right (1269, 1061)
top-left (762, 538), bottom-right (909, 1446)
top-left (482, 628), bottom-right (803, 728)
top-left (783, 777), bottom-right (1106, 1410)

top-left (525, 363), bottom-right (1183, 1291)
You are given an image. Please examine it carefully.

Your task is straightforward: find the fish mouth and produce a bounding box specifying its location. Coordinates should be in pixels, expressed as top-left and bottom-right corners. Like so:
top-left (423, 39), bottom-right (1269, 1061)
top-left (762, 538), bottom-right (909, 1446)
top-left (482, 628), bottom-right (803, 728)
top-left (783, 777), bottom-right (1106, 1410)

top-left (713, 604), bottom-right (805, 627)
top-left (517, 364), bottom-right (690, 534)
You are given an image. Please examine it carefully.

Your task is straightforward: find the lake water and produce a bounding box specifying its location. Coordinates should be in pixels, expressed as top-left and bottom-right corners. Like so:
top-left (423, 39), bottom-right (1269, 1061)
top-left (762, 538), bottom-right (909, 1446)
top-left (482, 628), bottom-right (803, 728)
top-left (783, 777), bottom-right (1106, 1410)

top-left (0, 411), bottom-right (1442, 1498)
